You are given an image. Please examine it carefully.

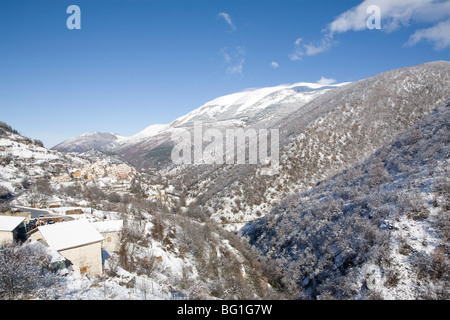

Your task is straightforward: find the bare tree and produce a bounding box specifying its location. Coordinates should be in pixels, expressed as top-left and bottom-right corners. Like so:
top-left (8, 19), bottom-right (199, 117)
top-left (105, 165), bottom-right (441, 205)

top-left (0, 242), bottom-right (61, 299)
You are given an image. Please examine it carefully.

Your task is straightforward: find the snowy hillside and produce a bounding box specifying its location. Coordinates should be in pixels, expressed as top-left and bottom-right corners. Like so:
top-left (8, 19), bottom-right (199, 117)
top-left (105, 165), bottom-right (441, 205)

top-left (49, 61), bottom-right (450, 233)
top-left (170, 82), bottom-right (347, 127)
top-left (0, 123), bottom-right (281, 300)
top-left (52, 132), bottom-right (124, 153)
top-left (0, 128), bottom-right (90, 200)
top-left (242, 99), bottom-right (450, 300)
top-left (173, 61), bottom-right (450, 229)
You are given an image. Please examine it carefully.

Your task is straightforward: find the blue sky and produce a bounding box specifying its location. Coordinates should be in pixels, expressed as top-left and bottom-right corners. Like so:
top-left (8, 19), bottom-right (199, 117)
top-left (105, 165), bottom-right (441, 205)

top-left (1, 0), bottom-right (449, 147)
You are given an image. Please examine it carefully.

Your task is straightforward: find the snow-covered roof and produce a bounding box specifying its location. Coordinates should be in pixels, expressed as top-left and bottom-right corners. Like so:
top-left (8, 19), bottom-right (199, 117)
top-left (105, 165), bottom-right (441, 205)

top-left (92, 220), bottom-right (123, 233)
top-left (28, 241), bottom-right (66, 263)
top-left (0, 216), bottom-right (25, 231)
top-left (46, 196), bottom-right (62, 203)
top-left (38, 220), bottom-right (104, 251)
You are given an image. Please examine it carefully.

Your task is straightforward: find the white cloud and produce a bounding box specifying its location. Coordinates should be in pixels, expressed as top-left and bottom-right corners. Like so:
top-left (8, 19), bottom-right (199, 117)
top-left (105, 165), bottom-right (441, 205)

top-left (271, 61), bottom-right (279, 68)
top-left (222, 51), bottom-right (231, 63)
top-left (413, 0), bottom-right (450, 22)
top-left (226, 60), bottom-right (244, 75)
top-left (221, 46), bottom-right (245, 75)
top-left (406, 18), bottom-right (450, 49)
top-left (290, 0), bottom-right (450, 60)
top-left (218, 12), bottom-right (236, 32)
top-left (327, 0), bottom-right (443, 35)
top-left (304, 37), bottom-right (334, 56)
top-left (316, 77), bottom-right (337, 85)
top-left (289, 38), bottom-right (304, 61)
top-left (289, 36), bottom-right (334, 61)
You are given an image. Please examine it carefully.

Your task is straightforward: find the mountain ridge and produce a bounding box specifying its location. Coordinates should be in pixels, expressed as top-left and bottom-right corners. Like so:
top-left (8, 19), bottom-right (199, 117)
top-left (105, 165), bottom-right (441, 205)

top-left (52, 81), bottom-right (349, 156)
top-left (169, 60), bottom-right (450, 228)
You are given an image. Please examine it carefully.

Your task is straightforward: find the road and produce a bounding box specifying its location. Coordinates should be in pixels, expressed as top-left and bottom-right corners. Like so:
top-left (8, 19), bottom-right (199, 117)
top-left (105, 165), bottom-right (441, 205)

top-left (13, 206), bottom-right (51, 218)
top-left (13, 206), bottom-right (73, 221)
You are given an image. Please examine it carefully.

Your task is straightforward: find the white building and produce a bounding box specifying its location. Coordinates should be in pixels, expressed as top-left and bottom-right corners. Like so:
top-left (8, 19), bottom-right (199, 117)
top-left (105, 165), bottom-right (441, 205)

top-left (92, 220), bottom-right (123, 253)
top-left (0, 216), bottom-right (25, 244)
top-left (45, 196), bottom-right (63, 208)
top-left (30, 220), bottom-right (104, 276)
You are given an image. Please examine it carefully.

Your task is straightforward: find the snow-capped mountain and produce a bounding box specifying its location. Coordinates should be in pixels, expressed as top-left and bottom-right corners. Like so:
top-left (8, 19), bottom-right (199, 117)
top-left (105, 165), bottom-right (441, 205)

top-left (53, 61), bottom-right (450, 185)
top-left (52, 81), bottom-right (348, 167)
top-left (170, 82), bottom-right (347, 128)
top-left (3, 61), bottom-right (450, 301)
top-left (52, 132), bottom-right (124, 153)
top-left (169, 61), bottom-right (450, 228)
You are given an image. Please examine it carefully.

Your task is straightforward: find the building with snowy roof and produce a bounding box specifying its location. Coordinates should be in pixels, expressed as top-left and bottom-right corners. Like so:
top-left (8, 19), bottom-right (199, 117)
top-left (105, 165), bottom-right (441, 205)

top-left (45, 196), bottom-right (62, 208)
top-left (92, 220), bottom-right (123, 253)
top-left (31, 219), bottom-right (104, 276)
top-left (0, 215), bottom-right (26, 244)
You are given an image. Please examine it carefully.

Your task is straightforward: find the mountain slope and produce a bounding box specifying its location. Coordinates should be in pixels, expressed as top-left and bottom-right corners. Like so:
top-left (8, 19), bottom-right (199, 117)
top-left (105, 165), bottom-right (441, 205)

top-left (170, 82), bottom-right (347, 128)
top-left (52, 132), bottom-right (124, 153)
top-left (0, 126), bottom-right (90, 201)
top-left (242, 99), bottom-right (450, 300)
top-left (52, 82), bottom-right (347, 166)
top-left (51, 61), bottom-right (450, 230)
top-left (172, 61), bottom-right (450, 227)
top-left (1, 123), bottom-right (281, 300)
top-left (0, 124), bottom-right (148, 209)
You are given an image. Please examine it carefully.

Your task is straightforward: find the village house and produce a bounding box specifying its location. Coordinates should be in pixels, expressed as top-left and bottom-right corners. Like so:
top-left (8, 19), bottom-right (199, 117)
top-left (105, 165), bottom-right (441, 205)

top-left (0, 209), bottom-right (31, 223)
top-left (29, 220), bottom-right (104, 276)
top-left (116, 173), bottom-right (129, 180)
top-left (0, 216), bottom-right (26, 244)
top-left (70, 170), bottom-right (82, 179)
top-left (52, 175), bottom-right (70, 183)
top-left (45, 196), bottom-right (63, 208)
top-left (92, 220), bottom-right (123, 253)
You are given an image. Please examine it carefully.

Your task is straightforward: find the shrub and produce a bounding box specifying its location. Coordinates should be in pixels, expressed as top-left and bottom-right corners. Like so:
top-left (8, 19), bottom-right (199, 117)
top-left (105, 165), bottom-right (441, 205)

top-left (0, 185), bottom-right (12, 200)
top-left (0, 242), bottom-right (62, 299)
top-left (33, 139), bottom-right (44, 147)
top-left (384, 269), bottom-right (400, 288)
